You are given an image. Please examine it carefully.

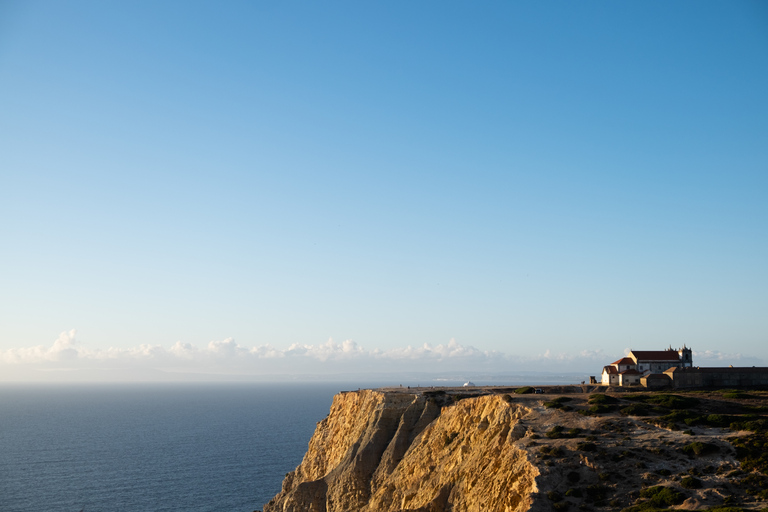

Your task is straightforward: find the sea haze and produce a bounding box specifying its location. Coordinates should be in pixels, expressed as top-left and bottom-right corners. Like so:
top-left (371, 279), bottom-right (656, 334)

top-left (0, 383), bottom-right (345, 512)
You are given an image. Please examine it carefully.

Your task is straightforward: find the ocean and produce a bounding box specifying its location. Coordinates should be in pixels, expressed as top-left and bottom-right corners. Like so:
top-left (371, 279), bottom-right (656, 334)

top-left (0, 383), bottom-right (347, 512)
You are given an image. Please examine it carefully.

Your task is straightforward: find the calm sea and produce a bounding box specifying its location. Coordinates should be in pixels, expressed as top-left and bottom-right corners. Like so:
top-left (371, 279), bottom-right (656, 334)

top-left (0, 383), bottom-right (347, 512)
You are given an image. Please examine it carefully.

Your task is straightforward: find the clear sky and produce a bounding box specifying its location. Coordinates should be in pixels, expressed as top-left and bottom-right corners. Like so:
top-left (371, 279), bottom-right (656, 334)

top-left (1, 1), bottom-right (767, 381)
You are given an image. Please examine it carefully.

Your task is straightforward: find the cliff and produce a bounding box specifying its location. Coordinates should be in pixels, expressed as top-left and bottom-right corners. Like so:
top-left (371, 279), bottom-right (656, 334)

top-left (263, 388), bottom-right (768, 512)
top-left (264, 389), bottom-right (538, 512)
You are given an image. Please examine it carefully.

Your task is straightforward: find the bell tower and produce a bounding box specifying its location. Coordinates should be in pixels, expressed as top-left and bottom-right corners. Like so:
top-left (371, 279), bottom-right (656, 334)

top-left (678, 345), bottom-right (693, 368)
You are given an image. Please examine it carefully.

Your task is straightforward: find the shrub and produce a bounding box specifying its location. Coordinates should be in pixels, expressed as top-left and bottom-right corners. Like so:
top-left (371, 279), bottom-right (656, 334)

top-left (731, 431), bottom-right (768, 473)
top-left (546, 426), bottom-right (565, 439)
top-left (589, 404), bottom-right (615, 414)
top-left (704, 414), bottom-right (737, 427)
top-left (682, 441), bottom-right (720, 456)
top-left (646, 394), bottom-right (699, 409)
top-left (589, 394), bottom-right (619, 405)
top-left (723, 392), bottom-right (755, 399)
top-left (515, 386), bottom-right (534, 394)
top-left (730, 419), bottom-right (768, 432)
top-left (565, 487), bottom-right (583, 497)
top-left (621, 403), bottom-right (651, 416)
top-left (576, 441), bottom-right (597, 452)
top-left (567, 471), bottom-right (581, 483)
top-left (680, 476), bottom-right (702, 489)
top-left (544, 398), bottom-right (573, 409)
top-left (539, 445), bottom-right (564, 458)
top-left (639, 486), bottom-right (686, 507)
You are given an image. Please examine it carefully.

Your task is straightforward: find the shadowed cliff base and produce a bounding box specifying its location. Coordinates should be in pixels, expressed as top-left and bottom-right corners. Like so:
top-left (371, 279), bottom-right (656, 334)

top-left (262, 387), bottom-right (768, 512)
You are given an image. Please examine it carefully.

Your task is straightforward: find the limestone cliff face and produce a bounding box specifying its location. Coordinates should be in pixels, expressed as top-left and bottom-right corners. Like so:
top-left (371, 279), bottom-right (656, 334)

top-left (264, 390), bottom-right (538, 512)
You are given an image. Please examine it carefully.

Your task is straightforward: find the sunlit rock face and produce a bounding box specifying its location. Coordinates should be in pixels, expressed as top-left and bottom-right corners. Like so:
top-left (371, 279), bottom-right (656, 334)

top-left (264, 390), bottom-right (538, 512)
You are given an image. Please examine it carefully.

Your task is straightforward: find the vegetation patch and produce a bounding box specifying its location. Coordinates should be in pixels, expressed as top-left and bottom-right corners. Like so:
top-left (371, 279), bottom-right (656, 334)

top-left (722, 391), bottom-right (757, 400)
top-left (621, 403), bottom-right (653, 416)
top-left (644, 394), bottom-right (699, 410)
top-left (730, 418), bottom-right (768, 432)
top-left (544, 396), bottom-right (573, 409)
top-left (681, 441), bottom-right (720, 456)
top-left (565, 487), bottom-right (582, 497)
top-left (730, 430), bottom-right (768, 474)
top-left (515, 386), bottom-right (534, 394)
top-left (581, 403), bottom-right (617, 415)
top-left (589, 394), bottom-right (619, 405)
top-left (734, 472), bottom-right (768, 499)
top-left (680, 475), bottom-right (702, 489)
top-left (539, 445), bottom-right (564, 458)
top-left (576, 441), bottom-right (597, 452)
top-left (638, 485), bottom-right (686, 507)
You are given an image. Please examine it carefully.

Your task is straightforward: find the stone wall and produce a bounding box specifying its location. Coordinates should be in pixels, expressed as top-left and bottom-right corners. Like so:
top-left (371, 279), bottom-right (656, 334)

top-left (669, 367), bottom-right (768, 389)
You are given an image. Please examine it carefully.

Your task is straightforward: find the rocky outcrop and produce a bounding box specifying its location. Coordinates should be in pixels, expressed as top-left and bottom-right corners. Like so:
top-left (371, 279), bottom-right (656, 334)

top-left (264, 388), bottom-right (768, 512)
top-left (264, 390), bottom-right (538, 512)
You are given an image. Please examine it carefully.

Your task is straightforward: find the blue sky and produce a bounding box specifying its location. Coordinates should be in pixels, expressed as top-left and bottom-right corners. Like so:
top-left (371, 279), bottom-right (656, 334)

top-left (1, 1), bottom-right (767, 380)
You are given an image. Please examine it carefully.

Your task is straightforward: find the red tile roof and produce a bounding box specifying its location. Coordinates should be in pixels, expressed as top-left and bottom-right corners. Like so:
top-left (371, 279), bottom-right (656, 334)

top-left (611, 357), bottom-right (634, 365)
top-left (602, 366), bottom-right (618, 374)
top-left (630, 350), bottom-right (680, 362)
top-left (619, 369), bottom-right (642, 375)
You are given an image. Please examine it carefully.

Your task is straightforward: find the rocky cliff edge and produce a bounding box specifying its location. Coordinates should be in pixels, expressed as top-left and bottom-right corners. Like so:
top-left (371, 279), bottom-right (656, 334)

top-left (264, 390), bottom-right (538, 512)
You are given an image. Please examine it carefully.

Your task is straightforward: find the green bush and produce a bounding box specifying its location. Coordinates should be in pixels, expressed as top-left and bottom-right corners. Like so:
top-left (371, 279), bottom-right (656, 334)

top-left (515, 386), bottom-right (534, 394)
top-left (645, 394), bottom-right (699, 409)
top-left (660, 410), bottom-right (699, 424)
top-left (546, 426), bottom-right (565, 439)
top-left (621, 403), bottom-right (651, 416)
top-left (565, 487), bottom-right (583, 497)
top-left (680, 476), bottom-right (702, 489)
top-left (544, 397), bottom-right (573, 409)
top-left (682, 441), bottom-right (720, 456)
top-left (639, 486), bottom-right (686, 507)
top-left (539, 445), bottom-right (564, 458)
top-left (589, 394), bottom-right (619, 405)
top-left (730, 419), bottom-right (768, 432)
top-left (589, 404), bottom-right (616, 414)
top-left (576, 441), bottom-right (597, 452)
top-left (730, 431), bottom-right (768, 473)
top-left (723, 392), bottom-right (755, 399)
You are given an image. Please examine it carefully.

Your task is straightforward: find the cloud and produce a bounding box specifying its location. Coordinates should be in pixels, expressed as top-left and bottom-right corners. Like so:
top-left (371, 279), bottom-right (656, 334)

top-left (1, 331), bottom-right (513, 376)
top-left (0, 329), bottom-right (80, 363)
top-left (9, 330), bottom-right (750, 382)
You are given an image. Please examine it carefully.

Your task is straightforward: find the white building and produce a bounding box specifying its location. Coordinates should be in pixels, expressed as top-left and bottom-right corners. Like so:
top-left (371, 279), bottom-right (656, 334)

top-left (601, 346), bottom-right (693, 387)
